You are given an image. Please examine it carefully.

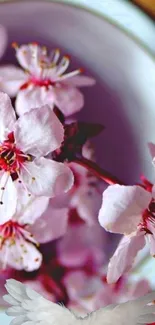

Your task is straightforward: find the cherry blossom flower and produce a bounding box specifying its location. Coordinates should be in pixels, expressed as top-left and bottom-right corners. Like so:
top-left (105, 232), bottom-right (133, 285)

top-left (57, 223), bottom-right (107, 269)
top-left (63, 270), bottom-right (151, 313)
top-left (0, 92), bottom-right (74, 219)
top-left (98, 184), bottom-right (155, 283)
top-left (52, 141), bottom-right (104, 225)
top-left (0, 183), bottom-right (50, 271)
top-left (0, 43), bottom-right (95, 116)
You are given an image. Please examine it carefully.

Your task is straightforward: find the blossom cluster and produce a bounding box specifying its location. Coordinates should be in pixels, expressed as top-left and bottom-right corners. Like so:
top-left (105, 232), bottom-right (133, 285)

top-left (0, 26), bottom-right (153, 312)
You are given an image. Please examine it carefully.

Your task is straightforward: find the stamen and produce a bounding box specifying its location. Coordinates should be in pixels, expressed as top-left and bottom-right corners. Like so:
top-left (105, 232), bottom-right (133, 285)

top-left (51, 48), bottom-right (60, 64)
top-left (58, 68), bottom-right (81, 81)
top-left (12, 42), bottom-right (18, 49)
top-left (56, 56), bottom-right (70, 76)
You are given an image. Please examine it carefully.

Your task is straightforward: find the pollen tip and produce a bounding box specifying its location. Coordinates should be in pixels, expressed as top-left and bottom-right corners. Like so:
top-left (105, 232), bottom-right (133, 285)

top-left (28, 193), bottom-right (31, 197)
top-left (42, 46), bottom-right (47, 52)
top-left (32, 177), bottom-right (36, 181)
top-left (64, 54), bottom-right (70, 60)
top-left (34, 257), bottom-right (39, 262)
top-left (0, 201), bottom-right (3, 205)
top-left (1, 187), bottom-right (5, 190)
top-left (30, 42), bottom-right (38, 46)
top-left (12, 42), bottom-right (18, 49)
top-left (79, 67), bottom-right (84, 73)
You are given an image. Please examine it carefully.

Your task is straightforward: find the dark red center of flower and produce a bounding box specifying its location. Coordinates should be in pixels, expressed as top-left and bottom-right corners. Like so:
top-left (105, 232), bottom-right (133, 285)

top-left (20, 77), bottom-right (55, 90)
top-left (0, 220), bottom-right (22, 239)
top-left (141, 199), bottom-right (155, 234)
top-left (0, 132), bottom-right (30, 174)
top-left (0, 220), bottom-right (27, 248)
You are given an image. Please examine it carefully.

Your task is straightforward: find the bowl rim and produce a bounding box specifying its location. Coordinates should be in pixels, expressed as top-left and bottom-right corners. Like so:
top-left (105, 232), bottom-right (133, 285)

top-left (0, 0), bottom-right (155, 63)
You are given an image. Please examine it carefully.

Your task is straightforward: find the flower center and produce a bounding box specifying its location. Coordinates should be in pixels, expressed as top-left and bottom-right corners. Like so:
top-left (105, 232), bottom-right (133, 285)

top-left (0, 220), bottom-right (39, 269)
top-left (20, 77), bottom-right (55, 90)
top-left (0, 132), bottom-right (30, 174)
top-left (0, 220), bottom-right (36, 247)
top-left (141, 200), bottom-right (155, 234)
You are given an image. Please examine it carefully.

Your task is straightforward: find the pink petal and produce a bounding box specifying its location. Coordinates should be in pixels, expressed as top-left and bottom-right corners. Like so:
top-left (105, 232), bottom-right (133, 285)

top-left (63, 75), bottom-right (96, 87)
top-left (148, 142), bottom-right (155, 160)
top-left (63, 271), bottom-right (102, 302)
top-left (20, 158), bottom-right (74, 197)
top-left (0, 25), bottom-right (7, 59)
top-left (93, 286), bottom-right (115, 309)
top-left (54, 86), bottom-right (84, 116)
top-left (29, 202), bottom-right (69, 243)
top-left (57, 224), bottom-right (106, 268)
top-left (151, 184), bottom-right (155, 199)
top-left (0, 173), bottom-right (17, 224)
top-left (14, 105), bottom-right (64, 156)
top-left (0, 92), bottom-right (16, 141)
top-left (15, 184), bottom-right (49, 225)
top-left (1, 239), bottom-right (42, 271)
top-left (129, 279), bottom-right (151, 298)
top-left (0, 65), bottom-right (26, 97)
top-left (98, 184), bottom-right (151, 235)
top-left (71, 186), bottom-right (102, 225)
top-left (15, 87), bottom-right (55, 116)
top-left (107, 233), bottom-right (146, 284)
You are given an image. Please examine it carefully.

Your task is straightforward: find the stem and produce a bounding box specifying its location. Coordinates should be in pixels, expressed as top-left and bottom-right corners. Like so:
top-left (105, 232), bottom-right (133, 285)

top-left (73, 156), bottom-right (124, 185)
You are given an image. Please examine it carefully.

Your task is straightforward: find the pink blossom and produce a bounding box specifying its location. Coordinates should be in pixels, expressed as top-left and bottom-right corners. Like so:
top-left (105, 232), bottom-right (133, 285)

top-left (98, 184), bottom-right (155, 283)
top-left (52, 141), bottom-right (104, 225)
top-left (63, 270), bottom-right (151, 313)
top-left (0, 92), bottom-right (74, 219)
top-left (29, 200), bottom-right (69, 243)
top-left (0, 184), bottom-right (50, 271)
top-left (57, 223), bottom-right (106, 269)
top-left (0, 44), bottom-right (95, 116)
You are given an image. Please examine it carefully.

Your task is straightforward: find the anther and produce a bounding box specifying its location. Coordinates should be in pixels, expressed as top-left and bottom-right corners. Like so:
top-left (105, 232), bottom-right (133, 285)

top-left (12, 42), bottom-right (18, 49)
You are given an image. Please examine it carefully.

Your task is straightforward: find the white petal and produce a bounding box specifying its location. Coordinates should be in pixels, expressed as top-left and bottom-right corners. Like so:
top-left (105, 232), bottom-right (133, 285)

top-left (64, 75), bottom-right (96, 87)
top-left (98, 184), bottom-right (151, 235)
top-left (107, 233), bottom-right (146, 284)
top-left (54, 86), bottom-right (84, 116)
top-left (15, 183), bottom-right (49, 224)
top-left (29, 203), bottom-right (69, 243)
top-left (14, 105), bottom-right (64, 156)
top-left (0, 173), bottom-right (17, 224)
top-left (15, 87), bottom-right (55, 116)
top-left (0, 65), bottom-right (26, 97)
top-left (0, 239), bottom-right (42, 271)
top-left (20, 158), bottom-right (74, 197)
top-left (0, 25), bottom-right (7, 59)
top-left (0, 92), bottom-right (16, 141)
